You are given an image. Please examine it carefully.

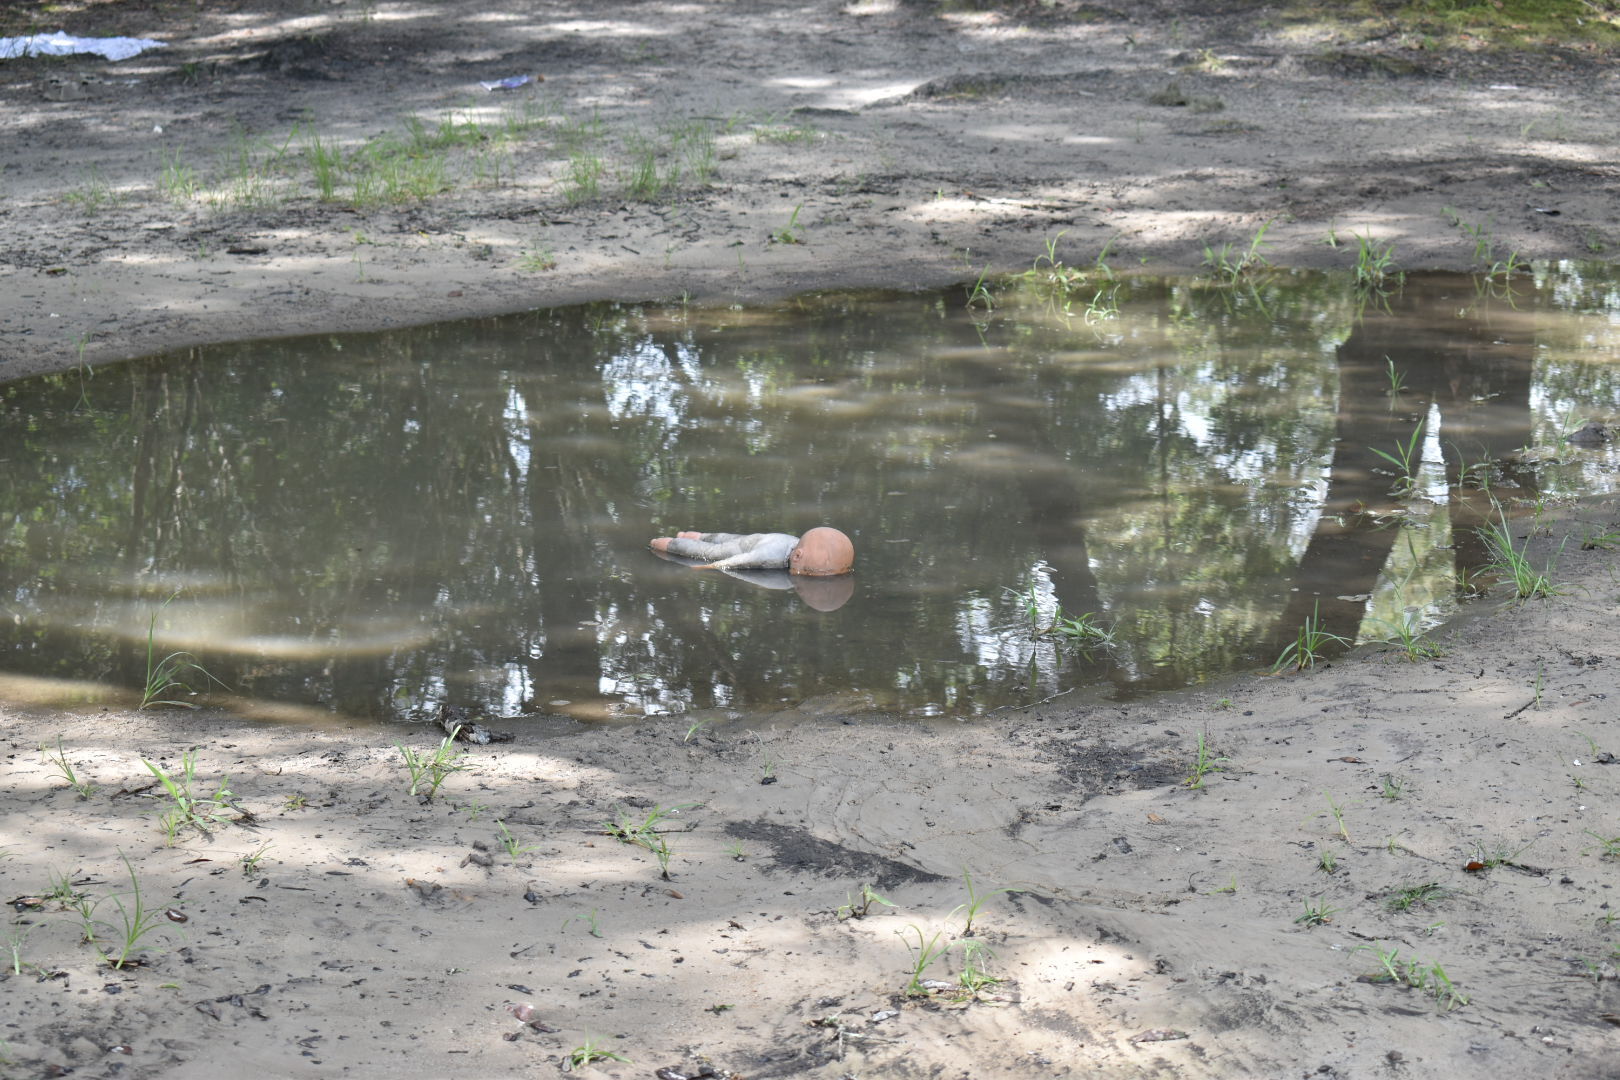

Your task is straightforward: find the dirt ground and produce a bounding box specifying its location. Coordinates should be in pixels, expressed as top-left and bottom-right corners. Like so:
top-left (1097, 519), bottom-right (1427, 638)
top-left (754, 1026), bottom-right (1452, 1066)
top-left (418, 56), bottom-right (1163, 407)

top-left (5, 1), bottom-right (1620, 1078)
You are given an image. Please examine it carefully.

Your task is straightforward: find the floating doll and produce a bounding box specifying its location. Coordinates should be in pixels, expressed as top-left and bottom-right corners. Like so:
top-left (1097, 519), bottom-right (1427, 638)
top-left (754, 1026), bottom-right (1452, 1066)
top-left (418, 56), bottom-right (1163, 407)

top-left (648, 527), bottom-right (856, 611)
top-left (648, 527), bottom-right (855, 576)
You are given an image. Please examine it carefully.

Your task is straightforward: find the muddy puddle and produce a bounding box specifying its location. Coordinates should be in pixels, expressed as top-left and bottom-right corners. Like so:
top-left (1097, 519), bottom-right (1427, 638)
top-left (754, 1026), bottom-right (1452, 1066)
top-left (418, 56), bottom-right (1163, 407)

top-left (4, 266), bottom-right (1620, 725)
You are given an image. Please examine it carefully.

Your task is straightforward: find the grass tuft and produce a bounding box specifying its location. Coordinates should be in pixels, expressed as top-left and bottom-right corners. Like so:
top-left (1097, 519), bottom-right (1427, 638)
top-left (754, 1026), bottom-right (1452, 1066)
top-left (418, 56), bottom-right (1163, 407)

top-left (1368, 425), bottom-right (1424, 496)
top-left (144, 750), bottom-right (240, 844)
top-left (1184, 732), bottom-right (1227, 790)
top-left (564, 1037), bottom-right (629, 1069)
top-left (952, 866), bottom-right (1012, 937)
top-left (1294, 897), bottom-right (1341, 927)
top-left (898, 923), bottom-right (952, 997)
top-left (1202, 221), bottom-right (1271, 283)
top-left (43, 736), bottom-right (95, 798)
top-left (1372, 607), bottom-right (1444, 661)
top-left (1352, 231), bottom-right (1402, 292)
top-left (1478, 513), bottom-right (1563, 599)
top-left (1354, 942), bottom-right (1468, 1010)
top-left (140, 592), bottom-right (226, 709)
top-left (496, 821), bottom-right (539, 859)
top-left (604, 802), bottom-right (699, 880)
top-left (396, 729), bottom-right (469, 800)
top-left (1384, 881), bottom-right (1446, 913)
top-left (771, 204), bottom-right (806, 245)
top-left (836, 883), bottom-right (895, 921)
top-left (1272, 601), bottom-right (1350, 672)
top-left (93, 852), bottom-right (170, 969)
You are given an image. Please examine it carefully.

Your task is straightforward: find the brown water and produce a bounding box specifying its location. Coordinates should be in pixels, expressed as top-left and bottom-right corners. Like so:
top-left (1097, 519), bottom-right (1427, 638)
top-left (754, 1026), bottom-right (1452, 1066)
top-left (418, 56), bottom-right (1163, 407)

top-left (4, 267), bottom-right (1620, 726)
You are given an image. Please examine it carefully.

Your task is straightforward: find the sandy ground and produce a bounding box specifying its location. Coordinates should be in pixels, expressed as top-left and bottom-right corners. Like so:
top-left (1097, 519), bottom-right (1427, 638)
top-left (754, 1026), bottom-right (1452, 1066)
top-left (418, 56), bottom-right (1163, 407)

top-left (5, 1), bottom-right (1620, 1078)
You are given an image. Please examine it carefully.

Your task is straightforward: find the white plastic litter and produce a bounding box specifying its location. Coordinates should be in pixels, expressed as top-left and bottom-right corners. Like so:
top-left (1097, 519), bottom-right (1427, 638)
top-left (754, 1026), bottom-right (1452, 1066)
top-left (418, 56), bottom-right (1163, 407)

top-left (0, 31), bottom-right (166, 62)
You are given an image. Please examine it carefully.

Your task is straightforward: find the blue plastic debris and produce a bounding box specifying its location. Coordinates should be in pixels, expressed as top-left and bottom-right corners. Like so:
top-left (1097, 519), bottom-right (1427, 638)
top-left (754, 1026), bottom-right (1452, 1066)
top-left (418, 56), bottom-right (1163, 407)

top-left (480, 74), bottom-right (535, 92)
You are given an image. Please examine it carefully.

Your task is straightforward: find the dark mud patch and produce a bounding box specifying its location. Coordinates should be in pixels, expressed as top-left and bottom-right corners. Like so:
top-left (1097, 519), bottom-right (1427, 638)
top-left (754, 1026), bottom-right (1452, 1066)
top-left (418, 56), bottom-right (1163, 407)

top-left (1009, 723), bottom-right (1188, 793)
top-left (725, 820), bottom-right (947, 889)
